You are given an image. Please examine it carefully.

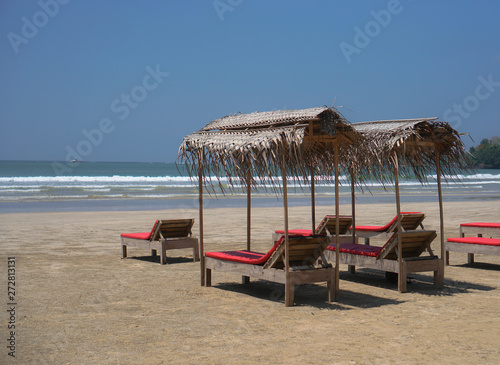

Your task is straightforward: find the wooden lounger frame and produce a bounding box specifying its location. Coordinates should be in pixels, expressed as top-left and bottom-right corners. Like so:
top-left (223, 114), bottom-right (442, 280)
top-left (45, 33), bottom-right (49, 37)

top-left (205, 235), bottom-right (335, 306)
top-left (121, 219), bottom-right (200, 265)
top-left (355, 213), bottom-right (426, 244)
top-left (325, 230), bottom-right (443, 293)
top-left (272, 215), bottom-right (353, 244)
top-left (446, 223), bottom-right (500, 265)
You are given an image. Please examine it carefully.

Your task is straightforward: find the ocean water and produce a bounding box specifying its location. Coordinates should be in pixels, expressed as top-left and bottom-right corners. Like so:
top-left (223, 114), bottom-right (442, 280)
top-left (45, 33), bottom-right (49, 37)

top-left (1, 160), bottom-right (500, 213)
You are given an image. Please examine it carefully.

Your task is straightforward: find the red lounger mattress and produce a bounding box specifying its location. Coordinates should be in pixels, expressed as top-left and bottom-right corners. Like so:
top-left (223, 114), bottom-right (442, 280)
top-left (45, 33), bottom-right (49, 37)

top-left (326, 243), bottom-right (383, 257)
top-left (446, 237), bottom-right (500, 246)
top-left (205, 236), bottom-right (286, 265)
top-left (120, 220), bottom-right (159, 240)
top-left (355, 212), bottom-right (421, 232)
top-left (460, 222), bottom-right (500, 229)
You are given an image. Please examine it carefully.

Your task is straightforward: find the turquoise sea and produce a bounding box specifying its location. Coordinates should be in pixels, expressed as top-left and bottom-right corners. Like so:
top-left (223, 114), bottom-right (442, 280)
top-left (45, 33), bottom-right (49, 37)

top-left (1, 160), bottom-right (500, 213)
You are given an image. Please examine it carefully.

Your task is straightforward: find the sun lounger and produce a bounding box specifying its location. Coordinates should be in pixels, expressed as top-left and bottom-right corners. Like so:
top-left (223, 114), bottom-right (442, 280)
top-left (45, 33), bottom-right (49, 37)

top-left (446, 222), bottom-right (500, 265)
top-left (354, 212), bottom-right (425, 244)
top-left (324, 230), bottom-right (442, 292)
top-left (273, 215), bottom-right (353, 243)
top-left (446, 237), bottom-right (500, 265)
top-left (459, 222), bottom-right (500, 238)
top-left (204, 235), bottom-right (335, 306)
top-left (121, 219), bottom-right (199, 265)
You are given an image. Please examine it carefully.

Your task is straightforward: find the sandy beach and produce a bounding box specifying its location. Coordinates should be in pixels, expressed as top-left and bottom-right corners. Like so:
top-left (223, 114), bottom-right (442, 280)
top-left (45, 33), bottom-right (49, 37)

top-left (1, 200), bottom-right (500, 364)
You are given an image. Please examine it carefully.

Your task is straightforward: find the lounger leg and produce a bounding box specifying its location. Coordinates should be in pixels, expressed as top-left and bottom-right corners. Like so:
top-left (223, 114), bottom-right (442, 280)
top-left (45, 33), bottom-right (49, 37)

top-left (327, 269), bottom-right (336, 302)
top-left (121, 242), bottom-right (127, 259)
top-left (160, 243), bottom-right (167, 265)
top-left (468, 234), bottom-right (481, 264)
top-left (193, 245), bottom-right (200, 262)
top-left (434, 260), bottom-right (444, 289)
top-left (151, 249), bottom-right (157, 257)
top-left (445, 251), bottom-right (450, 265)
top-left (285, 282), bottom-right (295, 307)
top-left (398, 264), bottom-right (408, 293)
top-left (348, 265), bottom-right (355, 274)
top-left (205, 268), bottom-right (212, 287)
top-left (242, 276), bottom-right (250, 284)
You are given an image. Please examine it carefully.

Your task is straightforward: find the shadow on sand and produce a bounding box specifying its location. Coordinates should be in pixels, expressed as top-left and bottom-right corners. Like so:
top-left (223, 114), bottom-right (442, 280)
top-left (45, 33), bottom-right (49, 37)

top-left (339, 268), bottom-right (496, 296)
top-left (212, 279), bottom-right (402, 310)
top-left (125, 255), bottom-right (195, 265)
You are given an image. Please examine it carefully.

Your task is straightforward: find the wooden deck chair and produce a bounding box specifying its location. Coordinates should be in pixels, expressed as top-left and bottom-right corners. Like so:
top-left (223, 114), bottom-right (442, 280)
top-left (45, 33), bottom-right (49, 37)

top-left (355, 212), bottom-right (426, 244)
top-left (446, 222), bottom-right (500, 265)
top-left (121, 219), bottom-right (199, 265)
top-left (273, 215), bottom-right (353, 243)
top-left (204, 235), bottom-right (335, 306)
top-left (324, 230), bottom-right (443, 292)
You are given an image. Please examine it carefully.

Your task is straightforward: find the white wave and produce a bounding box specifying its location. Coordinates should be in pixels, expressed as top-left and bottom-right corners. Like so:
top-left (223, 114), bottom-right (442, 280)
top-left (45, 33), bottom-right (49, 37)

top-left (428, 173), bottom-right (500, 180)
top-left (0, 175), bottom-right (197, 183)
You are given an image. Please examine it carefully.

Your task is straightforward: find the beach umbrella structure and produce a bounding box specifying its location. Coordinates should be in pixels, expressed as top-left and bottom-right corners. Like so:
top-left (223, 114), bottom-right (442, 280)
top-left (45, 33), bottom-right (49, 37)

top-left (351, 118), bottom-right (469, 291)
top-left (178, 107), bottom-right (363, 305)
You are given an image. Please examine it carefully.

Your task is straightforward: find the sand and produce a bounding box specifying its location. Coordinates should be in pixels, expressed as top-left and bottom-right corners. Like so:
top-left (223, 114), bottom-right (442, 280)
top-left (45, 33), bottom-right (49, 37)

top-left (1, 200), bottom-right (500, 364)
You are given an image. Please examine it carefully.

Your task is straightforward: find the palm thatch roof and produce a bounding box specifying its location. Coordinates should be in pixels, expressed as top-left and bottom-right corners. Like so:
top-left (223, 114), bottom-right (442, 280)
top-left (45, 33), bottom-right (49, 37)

top-left (178, 107), bottom-right (364, 191)
top-left (178, 109), bottom-right (470, 192)
top-left (352, 118), bottom-right (470, 182)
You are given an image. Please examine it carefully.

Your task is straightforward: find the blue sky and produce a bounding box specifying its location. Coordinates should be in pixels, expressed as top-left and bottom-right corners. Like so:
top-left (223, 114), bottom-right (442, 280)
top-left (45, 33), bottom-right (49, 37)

top-left (1, 0), bottom-right (499, 163)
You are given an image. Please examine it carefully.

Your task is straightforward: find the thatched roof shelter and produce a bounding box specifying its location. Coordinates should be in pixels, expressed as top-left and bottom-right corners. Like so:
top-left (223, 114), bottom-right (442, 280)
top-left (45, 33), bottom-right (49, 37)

top-left (178, 107), bottom-right (364, 191)
top-left (178, 106), bottom-right (365, 305)
top-left (350, 117), bottom-right (469, 291)
top-left (177, 107), bottom-right (470, 301)
top-left (352, 118), bottom-right (469, 183)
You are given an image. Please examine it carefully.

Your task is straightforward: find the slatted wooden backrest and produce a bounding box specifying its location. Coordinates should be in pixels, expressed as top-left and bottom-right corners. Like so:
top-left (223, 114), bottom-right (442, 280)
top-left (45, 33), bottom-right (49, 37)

top-left (151, 219), bottom-right (194, 240)
top-left (388, 213), bottom-right (426, 232)
top-left (316, 215), bottom-right (352, 235)
top-left (264, 235), bottom-right (330, 269)
top-left (377, 230), bottom-right (437, 260)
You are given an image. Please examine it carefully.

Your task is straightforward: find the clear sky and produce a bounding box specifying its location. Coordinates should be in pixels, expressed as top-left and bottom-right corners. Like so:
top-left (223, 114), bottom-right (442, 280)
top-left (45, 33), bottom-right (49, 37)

top-left (1, 0), bottom-right (499, 163)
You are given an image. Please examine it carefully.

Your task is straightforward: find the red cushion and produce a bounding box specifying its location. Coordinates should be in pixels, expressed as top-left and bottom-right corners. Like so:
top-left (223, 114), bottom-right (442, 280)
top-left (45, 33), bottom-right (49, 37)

top-left (355, 212), bottom-right (421, 232)
top-left (205, 250), bottom-right (268, 264)
top-left (274, 229), bottom-right (313, 236)
top-left (460, 222), bottom-right (500, 229)
top-left (206, 236), bottom-right (285, 265)
top-left (121, 220), bottom-right (159, 240)
top-left (447, 237), bottom-right (500, 246)
top-left (326, 243), bottom-right (383, 257)
top-left (121, 232), bottom-right (152, 240)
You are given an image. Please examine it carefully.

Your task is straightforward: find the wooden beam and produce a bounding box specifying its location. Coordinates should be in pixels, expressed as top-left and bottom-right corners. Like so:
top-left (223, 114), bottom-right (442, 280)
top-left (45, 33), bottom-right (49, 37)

top-left (393, 152), bottom-right (404, 293)
top-left (334, 141), bottom-right (340, 301)
top-left (198, 149), bottom-right (205, 287)
top-left (311, 170), bottom-right (316, 233)
top-left (350, 168), bottom-right (356, 241)
top-left (435, 147), bottom-right (445, 287)
top-left (246, 162), bottom-right (251, 251)
top-left (282, 151), bottom-right (292, 306)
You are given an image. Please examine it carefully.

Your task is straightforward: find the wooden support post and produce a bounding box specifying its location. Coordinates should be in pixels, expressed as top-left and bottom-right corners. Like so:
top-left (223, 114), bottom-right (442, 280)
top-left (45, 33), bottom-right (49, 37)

top-left (393, 153), bottom-right (405, 293)
top-left (435, 148), bottom-right (445, 288)
top-left (349, 168), bottom-right (356, 274)
top-left (311, 170), bottom-right (316, 233)
top-left (350, 168), bottom-right (356, 240)
top-left (334, 142), bottom-right (340, 301)
top-left (243, 162), bottom-right (251, 284)
top-left (282, 152), bottom-right (292, 306)
top-left (198, 149), bottom-right (205, 287)
top-left (246, 162), bottom-right (251, 251)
